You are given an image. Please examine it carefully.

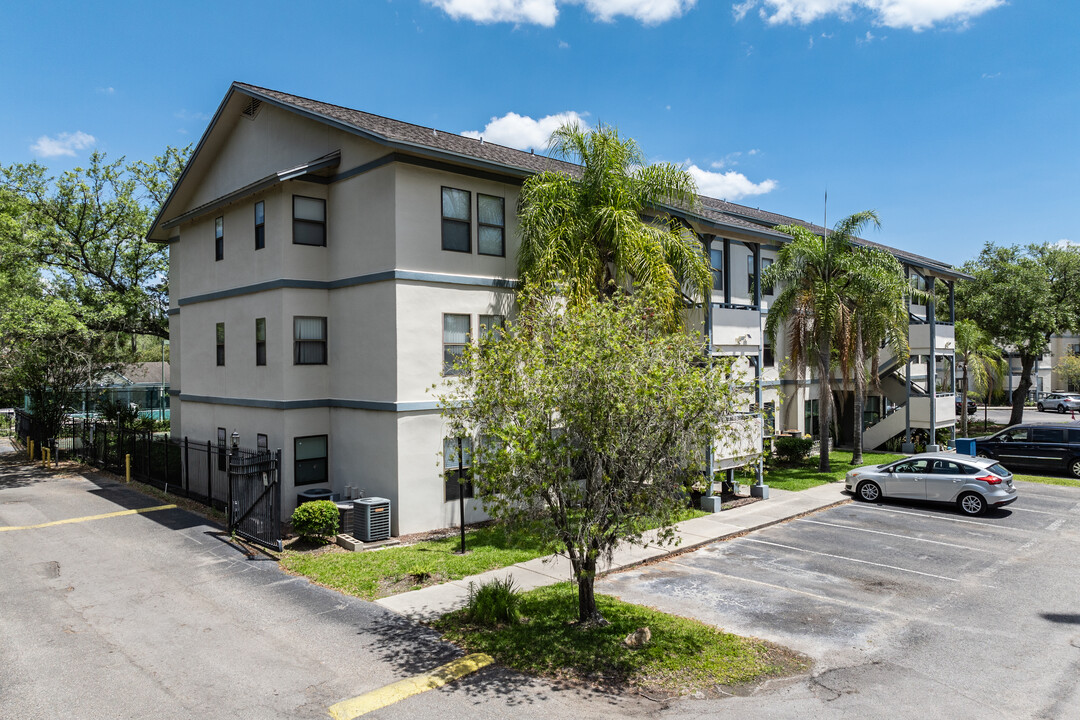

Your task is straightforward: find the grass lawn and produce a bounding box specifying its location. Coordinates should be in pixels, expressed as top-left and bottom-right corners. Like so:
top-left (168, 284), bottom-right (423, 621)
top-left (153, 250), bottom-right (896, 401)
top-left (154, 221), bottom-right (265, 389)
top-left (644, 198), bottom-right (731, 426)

top-left (280, 508), bottom-right (708, 601)
top-left (433, 582), bottom-right (808, 697)
top-left (1010, 473), bottom-right (1080, 488)
top-left (759, 450), bottom-right (906, 492)
top-left (280, 524), bottom-right (556, 600)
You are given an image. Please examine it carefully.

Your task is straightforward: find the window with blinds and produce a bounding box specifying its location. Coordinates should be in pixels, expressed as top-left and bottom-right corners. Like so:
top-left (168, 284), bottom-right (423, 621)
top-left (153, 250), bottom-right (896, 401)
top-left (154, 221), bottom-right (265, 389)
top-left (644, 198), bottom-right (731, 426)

top-left (294, 317), bottom-right (327, 365)
top-left (443, 314), bottom-right (470, 375)
top-left (442, 187), bottom-right (471, 253)
top-left (293, 196), bottom-right (326, 246)
top-left (477, 194), bottom-right (505, 256)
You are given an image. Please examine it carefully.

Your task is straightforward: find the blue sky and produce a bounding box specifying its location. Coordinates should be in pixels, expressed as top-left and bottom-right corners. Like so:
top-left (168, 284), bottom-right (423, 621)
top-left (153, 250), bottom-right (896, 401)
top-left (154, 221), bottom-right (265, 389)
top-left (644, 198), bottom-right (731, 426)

top-left (1, 0), bottom-right (1076, 266)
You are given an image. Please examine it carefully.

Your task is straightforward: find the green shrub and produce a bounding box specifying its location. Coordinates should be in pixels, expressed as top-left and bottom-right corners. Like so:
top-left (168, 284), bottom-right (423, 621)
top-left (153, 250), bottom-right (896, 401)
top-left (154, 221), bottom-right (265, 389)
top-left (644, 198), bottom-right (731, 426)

top-left (774, 435), bottom-right (814, 464)
top-left (291, 500), bottom-right (340, 540)
top-left (467, 575), bottom-right (522, 626)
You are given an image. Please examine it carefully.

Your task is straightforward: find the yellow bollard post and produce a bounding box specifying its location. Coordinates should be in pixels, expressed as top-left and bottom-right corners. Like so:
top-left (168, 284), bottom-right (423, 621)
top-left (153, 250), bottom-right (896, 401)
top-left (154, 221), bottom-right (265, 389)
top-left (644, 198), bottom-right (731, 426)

top-left (125, 454), bottom-right (131, 483)
top-left (42, 447), bottom-right (49, 468)
top-left (28, 440), bottom-right (34, 464)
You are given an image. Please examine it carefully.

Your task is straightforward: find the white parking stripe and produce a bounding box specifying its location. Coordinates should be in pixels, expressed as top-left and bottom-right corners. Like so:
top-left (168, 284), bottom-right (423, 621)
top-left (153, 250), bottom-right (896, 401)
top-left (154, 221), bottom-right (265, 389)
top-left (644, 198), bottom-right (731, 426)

top-left (849, 504), bottom-right (1037, 532)
top-left (795, 518), bottom-right (980, 550)
top-left (667, 560), bottom-right (843, 605)
top-left (1009, 506), bottom-right (1077, 518)
top-left (743, 538), bottom-right (960, 582)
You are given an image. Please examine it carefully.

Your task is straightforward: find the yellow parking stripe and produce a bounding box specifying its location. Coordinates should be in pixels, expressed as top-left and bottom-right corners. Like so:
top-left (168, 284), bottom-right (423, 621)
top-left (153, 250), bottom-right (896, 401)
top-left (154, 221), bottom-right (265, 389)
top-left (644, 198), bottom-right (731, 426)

top-left (0, 504), bottom-right (177, 532)
top-left (328, 653), bottom-right (494, 720)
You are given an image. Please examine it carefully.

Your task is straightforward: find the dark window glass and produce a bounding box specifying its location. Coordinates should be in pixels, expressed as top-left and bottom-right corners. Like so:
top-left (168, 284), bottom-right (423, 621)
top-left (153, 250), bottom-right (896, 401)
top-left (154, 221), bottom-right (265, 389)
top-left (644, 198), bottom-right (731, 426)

top-left (443, 314), bottom-right (470, 375)
top-left (216, 322), bottom-right (225, 366)
top-left (217, 427), bottom-right (227, 471)
top-left (762, 257), bottom-right (774, 296)
top-left (763, 401), bottom-right (775, 437)
top-left (477, 194), bottom-right (505, 256)
top-left (932, 460), bottom-right (962, 474)
top-left (805, 398), bottom-right (819, 437)
top-left (444, 437), bottom-right (474, 501)
top-left (294, 317), bottom-right (327, 365)
top-left (442, 187), bottom-right (471, 252)
top-left (255, 318), bottom-right (266, 366)
top-left (763, 336), bottom-right (775, 367)
top-left (254, 201), bottom-right (265, 250)
top-left (295, 435), bottom-right (328, 486)
top-left (479, 314), bottom-right (505, 341)
top-left (1069, 429), bottom-right (1080, 443)
top-left (748, 254), bottom-right (756, 298)
top-left (1032, 428), bottom-right (1065, 443)
top-left (214, 217), bottom-right (224, 261)
top-left (293, 196), bottom-right (326, 246)
top-left (710, 248), bottom-right (723, 292)
top-left (257, 433), bottom-right (268, 452)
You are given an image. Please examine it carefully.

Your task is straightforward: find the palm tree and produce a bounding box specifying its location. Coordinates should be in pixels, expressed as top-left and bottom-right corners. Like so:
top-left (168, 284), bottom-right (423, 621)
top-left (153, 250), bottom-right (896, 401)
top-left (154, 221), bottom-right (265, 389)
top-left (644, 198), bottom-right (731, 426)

top-left (517, 123), bottom-right (711, 329)
top-left (955, 320), bottom-right (1006, 437)
top-left (763, 211), bottom-right (881, 472)
top-left (838, 247), bottom-right (912, 465)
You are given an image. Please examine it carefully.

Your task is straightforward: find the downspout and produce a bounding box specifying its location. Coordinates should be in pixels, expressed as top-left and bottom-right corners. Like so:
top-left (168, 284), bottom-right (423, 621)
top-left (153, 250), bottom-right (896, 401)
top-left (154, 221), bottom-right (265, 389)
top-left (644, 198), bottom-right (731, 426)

top-left (928, 280), bottom-right (939, 451)
top-left (704, 235), bottom-right (715, 501)
top-left (904, 266), bottom-right (913, 453)
top-left (753, 244), bottom-right (767, 497)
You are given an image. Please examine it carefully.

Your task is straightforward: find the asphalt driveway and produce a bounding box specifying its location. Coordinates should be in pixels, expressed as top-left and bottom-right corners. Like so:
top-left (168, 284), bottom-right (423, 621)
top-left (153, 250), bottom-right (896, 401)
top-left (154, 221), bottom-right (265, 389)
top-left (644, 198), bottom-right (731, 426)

top-left (0, 447), bottom-right (648, 720)
top-left (599, 482), bottom-right (1080, 718)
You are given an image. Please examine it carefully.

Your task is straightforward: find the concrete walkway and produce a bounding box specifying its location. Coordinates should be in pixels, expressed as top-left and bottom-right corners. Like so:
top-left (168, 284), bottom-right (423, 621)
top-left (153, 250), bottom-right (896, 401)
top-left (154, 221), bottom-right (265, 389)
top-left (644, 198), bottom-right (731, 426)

top-left (376, 483), bottom-right (851, 620)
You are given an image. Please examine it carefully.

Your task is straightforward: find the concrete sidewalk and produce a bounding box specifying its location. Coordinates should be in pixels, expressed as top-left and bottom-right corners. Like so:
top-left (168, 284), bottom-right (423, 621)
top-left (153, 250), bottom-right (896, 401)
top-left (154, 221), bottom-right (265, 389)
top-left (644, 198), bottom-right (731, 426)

top-left (375, 483), bottom-right (851, 620)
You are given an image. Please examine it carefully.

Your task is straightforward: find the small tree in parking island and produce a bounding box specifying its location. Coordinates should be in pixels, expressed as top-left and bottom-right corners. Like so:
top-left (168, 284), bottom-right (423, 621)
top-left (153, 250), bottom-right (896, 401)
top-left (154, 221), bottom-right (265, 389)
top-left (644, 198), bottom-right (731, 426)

top-left (437, 292), bottom-right (750, 627)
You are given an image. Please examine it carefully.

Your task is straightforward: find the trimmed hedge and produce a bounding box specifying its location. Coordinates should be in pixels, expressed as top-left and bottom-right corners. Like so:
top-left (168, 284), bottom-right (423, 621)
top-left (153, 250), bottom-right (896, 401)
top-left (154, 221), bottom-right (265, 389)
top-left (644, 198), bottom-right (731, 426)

top-left (291, 500), bottom-right (340, 540)
top-left (774, 435), bottom-right (814, 465)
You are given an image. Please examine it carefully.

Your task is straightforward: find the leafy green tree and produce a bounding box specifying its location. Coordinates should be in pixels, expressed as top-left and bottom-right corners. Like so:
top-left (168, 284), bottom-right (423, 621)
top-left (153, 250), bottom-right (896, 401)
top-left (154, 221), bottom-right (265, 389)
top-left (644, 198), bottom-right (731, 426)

top-left (437, 291), bottom-right (747, 626)
top-left (836, 246), bottom-right (912, 465)
top-left (517, 123), bottom-right (710, 329)
top-left (763, 211), bottom-right (881, 472)
top-left (958, 243), bottom-right (1080, 425)
top-left (1057, 352), bottom-right (1080, 393)
top-left (1, 146), bottom-right (190, 341)
top-left (954, 320), bottom-right (1006, 437)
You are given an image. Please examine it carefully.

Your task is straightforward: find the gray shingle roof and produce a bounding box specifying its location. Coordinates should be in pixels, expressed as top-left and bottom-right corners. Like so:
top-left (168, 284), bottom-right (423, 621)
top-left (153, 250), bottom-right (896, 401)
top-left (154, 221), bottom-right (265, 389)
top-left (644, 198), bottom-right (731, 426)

top-left (231, 82), bottom-right (965, 276)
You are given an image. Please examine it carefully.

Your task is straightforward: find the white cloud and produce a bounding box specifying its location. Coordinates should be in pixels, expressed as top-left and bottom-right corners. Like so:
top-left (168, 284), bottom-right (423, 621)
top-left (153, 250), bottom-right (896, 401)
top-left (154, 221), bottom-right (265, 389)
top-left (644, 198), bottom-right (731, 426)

top-left (580, 0), bottom-right (697, 24)
top-left (462, 110), bottom-right (588, 151)
top-left (558, 39), bottom-right (570, 48)
top-left (1056, 239), bottom-right (1075, 249)
top-left (30, 131), bottom-right (96, 157)
top-left (97, 86), bottom-right (115, 95)
top-left (686, 163), bottom-right (777, 201)
top-left (424, 0), bottom-right (696, 26)
top-left (732, 0), bottom-right (1005, 31)
top-left (982, 71), bottom-right (1001, 79)
top-left (732, 0), bottom-right (757, 20)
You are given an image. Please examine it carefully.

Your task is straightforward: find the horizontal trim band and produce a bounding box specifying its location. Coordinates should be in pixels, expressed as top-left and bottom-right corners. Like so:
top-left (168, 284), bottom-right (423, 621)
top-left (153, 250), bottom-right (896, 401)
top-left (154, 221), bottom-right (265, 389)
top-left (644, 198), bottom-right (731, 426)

top-left (178, 394), bottom-right (440, 412)
top-left (177, 270), bottom-right (518, 307)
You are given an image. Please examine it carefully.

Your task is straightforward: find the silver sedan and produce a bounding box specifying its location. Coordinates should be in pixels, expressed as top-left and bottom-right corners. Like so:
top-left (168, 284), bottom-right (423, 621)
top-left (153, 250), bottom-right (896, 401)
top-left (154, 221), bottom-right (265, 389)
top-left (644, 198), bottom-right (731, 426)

top-left (845, 453), bottom-right (1017, 516)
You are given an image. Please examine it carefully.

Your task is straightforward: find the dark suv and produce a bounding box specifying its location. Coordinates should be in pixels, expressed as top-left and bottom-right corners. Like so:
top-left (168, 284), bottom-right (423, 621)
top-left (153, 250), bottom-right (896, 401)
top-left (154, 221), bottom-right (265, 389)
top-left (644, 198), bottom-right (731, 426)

top-left (973, 424), bottom-right (1080, 478)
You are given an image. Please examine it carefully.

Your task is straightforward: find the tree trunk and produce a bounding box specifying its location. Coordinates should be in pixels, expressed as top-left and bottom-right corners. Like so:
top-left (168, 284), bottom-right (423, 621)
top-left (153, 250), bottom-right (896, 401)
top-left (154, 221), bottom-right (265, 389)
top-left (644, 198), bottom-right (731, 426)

top-left (818, 335), bottom-right (832, 473)
top-left (575, 550), bottom-right (607, 626)
top-left (1010, 353), bottom-right (1035, 426)
top-left (960, 360), bottom-right (969, 438)
top-left (852, 319), bottom-right (865, 466)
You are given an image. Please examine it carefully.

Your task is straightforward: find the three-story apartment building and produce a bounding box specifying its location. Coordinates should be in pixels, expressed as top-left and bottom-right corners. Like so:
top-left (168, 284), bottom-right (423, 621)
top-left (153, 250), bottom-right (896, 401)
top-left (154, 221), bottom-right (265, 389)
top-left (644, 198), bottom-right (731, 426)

top-left (148, 83), bottom-right (968, 535)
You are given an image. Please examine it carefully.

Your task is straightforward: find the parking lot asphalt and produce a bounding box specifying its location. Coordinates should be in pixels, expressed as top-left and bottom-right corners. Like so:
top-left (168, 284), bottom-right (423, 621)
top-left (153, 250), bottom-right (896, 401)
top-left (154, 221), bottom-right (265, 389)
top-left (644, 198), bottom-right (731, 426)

top-left (0, 450), bottom-right (650, 720)
top-left (599, 481), bottom-right (1080, 718)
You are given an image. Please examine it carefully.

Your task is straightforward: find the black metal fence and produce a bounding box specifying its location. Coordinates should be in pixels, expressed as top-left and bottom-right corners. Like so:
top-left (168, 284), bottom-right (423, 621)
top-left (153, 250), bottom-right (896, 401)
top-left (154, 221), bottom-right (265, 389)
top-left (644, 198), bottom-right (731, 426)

top-left (12, 409), bottom-right (282, 550)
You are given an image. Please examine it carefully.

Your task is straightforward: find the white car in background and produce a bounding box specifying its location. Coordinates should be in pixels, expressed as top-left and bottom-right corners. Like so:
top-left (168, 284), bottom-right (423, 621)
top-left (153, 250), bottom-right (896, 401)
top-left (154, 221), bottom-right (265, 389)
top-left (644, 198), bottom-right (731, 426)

top-left (1037, 393), bottom-right (1080, 414)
